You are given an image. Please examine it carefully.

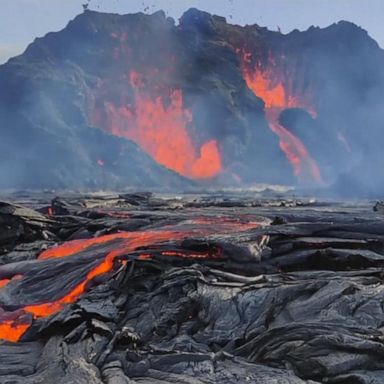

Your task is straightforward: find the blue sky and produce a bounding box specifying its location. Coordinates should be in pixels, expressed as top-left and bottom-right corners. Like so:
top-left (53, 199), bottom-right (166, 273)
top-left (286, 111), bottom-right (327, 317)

top-left (1, 0), bottom-right (383, 63)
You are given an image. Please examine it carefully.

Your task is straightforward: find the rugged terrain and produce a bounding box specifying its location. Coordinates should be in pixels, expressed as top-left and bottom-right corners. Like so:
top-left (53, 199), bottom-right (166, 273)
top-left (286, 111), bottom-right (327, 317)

top-left (1, 9), bottom-right (384, 192)
top-left (1, 192), bottom-right (384, 383)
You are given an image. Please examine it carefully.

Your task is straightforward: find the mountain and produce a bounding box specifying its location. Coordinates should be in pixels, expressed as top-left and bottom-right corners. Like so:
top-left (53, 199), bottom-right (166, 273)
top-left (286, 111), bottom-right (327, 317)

top-left (1, 8), bottom-right (383, 194)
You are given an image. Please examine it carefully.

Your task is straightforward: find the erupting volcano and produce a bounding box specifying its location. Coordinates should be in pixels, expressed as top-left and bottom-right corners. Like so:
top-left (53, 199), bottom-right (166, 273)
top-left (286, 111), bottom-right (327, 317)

top-left (2, 5), bottom-right (384, 383)
top-left (1, 8), bottom-right (383, 191)
top-left (240, 50), bottom-right (322, 182)
top-left (91, 70), bottom-right (222, 180)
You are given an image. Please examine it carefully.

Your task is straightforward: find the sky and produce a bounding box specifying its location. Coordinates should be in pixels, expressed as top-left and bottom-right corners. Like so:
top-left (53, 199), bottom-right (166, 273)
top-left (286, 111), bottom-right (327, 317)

top-left (1, 0), bottom-right (384, 64)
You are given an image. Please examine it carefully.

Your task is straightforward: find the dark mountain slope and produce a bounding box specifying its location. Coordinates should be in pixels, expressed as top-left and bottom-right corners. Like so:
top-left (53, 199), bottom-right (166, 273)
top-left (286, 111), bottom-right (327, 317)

top-left (0, 9), bottom-right (383, 194)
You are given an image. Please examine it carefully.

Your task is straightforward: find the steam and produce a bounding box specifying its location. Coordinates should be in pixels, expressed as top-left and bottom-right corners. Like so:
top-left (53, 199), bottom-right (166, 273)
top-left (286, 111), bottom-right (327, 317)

top-left (0, 9), bottom-right (383, 196)
top-left (239, 49), bottom-right (322, 183)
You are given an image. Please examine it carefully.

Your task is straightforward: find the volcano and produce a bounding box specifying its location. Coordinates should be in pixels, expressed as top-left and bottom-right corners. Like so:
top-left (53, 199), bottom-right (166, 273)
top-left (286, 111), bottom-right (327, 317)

top-left (3, 8), bottom-right (384, 383)
top-left (1, 8), bottom-right (384, 194)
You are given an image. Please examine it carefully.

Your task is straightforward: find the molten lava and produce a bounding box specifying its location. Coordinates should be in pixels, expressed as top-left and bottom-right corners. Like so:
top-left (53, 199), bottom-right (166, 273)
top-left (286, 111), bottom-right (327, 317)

top-left (0, 215), bottom-right (262, 342)
top-left (93, 71), bottom-right (222, 179)
top-left (266, 109), bottom-right (322, 181)
top-left (240, 50), bottom-right (322, 182)
top-left (0, 320), bottom-right (30, 343)
top-left (245, 69), bottom-right (290, 109)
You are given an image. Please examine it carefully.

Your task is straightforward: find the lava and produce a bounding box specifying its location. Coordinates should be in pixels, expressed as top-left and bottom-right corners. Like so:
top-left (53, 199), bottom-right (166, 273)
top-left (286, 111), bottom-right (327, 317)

top-left (0, 279), bottom-right (10, 288)
top-left (160, 249), bottom-right (222, 259)
top-left (191, 216), bottom-right (262, 232)
top-left (267, 109), bottom-right (322, 181)
top-left (239, 50), bottom-right (322, 183)
top-left (38, 232), bottom-right (139, 260)
top-left (0, 216), bottom-right (262, 342)
top-left (244, 69), bottom-right (290, 109)
top-left (0, 320), bottom-right (30, 343)
top-left (92, 71), bottom-right (222, 179)
top-left (0, 274), bottom-right (22, 288)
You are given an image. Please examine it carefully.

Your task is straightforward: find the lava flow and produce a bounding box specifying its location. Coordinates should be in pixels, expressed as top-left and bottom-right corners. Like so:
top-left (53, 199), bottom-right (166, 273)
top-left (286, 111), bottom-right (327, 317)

top-left (0, 215), bottom-right (262, 342)
top-left (240, 50), bottom-right (322, 182)
top-left (93, 71), bottom-right (222, 179)
top-left (266, 109), bottom-right (322, 181)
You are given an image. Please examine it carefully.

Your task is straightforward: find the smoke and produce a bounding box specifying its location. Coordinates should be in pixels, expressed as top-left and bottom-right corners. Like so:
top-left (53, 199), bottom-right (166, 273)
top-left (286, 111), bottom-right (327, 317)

top-left (271, 21), bottom-right (384, 197)
top-left (0, 9), bottom-right (384, 196)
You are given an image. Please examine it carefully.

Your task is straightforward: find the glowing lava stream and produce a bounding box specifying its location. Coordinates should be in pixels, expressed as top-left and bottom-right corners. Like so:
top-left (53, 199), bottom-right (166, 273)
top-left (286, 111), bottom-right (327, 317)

top-left (266, 109), bottom-right (322, 182)
top-left (94, 71), bottom-right (222, 179)
top-left (240, 51), bottom-right (322, 182)
top-left (0, 216), bottom-right (262, 342)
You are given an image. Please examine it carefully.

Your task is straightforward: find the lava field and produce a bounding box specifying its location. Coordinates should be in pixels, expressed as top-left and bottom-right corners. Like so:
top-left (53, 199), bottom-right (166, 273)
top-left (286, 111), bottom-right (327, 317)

top-left (0, 192), bottom-right (384, 383)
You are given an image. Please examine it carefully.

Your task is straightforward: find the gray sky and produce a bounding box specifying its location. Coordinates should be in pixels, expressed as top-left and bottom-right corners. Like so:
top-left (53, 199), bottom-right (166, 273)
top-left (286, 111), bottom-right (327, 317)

top-left (1, 0), bottom-right (383, 64)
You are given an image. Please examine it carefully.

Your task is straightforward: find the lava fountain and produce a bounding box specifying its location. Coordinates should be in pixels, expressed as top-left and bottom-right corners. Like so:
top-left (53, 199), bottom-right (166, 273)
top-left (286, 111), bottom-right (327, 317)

top-left (239, 50), bottom-right (322, 183)
top-left (91, 71), bottom-right (222, 180)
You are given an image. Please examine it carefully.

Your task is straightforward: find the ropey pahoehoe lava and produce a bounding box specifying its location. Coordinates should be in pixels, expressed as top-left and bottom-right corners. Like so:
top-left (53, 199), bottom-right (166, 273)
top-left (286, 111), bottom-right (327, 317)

top-left (0, 214), bottom-right (262, 342)
top-left (2, 193), bottom-right (384, 383)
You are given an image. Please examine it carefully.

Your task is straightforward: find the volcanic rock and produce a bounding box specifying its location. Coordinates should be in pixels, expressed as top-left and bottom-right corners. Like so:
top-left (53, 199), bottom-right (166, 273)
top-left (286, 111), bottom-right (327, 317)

top-left (0, 193), bottom-right (384, 383)
top-left (1, 9), bottom-right (384, 191)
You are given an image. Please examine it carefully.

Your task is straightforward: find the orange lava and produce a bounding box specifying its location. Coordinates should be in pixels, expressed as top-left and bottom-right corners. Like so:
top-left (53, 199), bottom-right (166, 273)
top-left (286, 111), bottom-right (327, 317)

top-left (33, 231), bottom-right (186, 315)
top-left (0, 320), bottom-right (30, 343)
top-left (245, 70), bottom-right (290, 109)
top-left (0, 216), bottom-right (263, 342)
top-left (39, 232), bottom-right (132, 260)
top-left (267, 109), bottom-right (322, 182)
top-left (192, 216), bottom-right (261, 232)
top-left (190, 140), bottom-right (222, 179)
top-left (0, 275), bottom-right (23, 289)
top-left (38, 232), bottom-right (160, 260)
top-left (94, 71), bottom-right (222, 179)
top-left (160, 248), bottom-right (222, 259)
top-left (0, 279), bottom-right (10, 288)
top-left (240, 50), bottom-right (322, 183)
